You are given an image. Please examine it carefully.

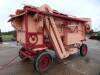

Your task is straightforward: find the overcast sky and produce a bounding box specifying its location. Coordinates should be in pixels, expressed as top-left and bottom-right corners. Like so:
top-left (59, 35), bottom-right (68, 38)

top-left (0, 0), bottom-right (100, 32)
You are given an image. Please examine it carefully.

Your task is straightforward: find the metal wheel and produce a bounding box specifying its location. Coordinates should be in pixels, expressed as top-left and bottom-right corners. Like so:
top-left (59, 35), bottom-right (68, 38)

top-left (80, 44), bottom-right (88, 56)
top-left (33, 51), bottom-right (53, 73)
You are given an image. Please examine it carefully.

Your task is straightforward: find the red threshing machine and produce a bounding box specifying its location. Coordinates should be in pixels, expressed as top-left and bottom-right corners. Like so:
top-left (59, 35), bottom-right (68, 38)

top-left (9, 4), bottom-right (91, 73)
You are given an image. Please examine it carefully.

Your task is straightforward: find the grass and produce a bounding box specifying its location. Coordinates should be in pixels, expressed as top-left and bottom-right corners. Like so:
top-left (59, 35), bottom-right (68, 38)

top-left (2, 34), bottom-right (16, 42)
top-left (97, 31), bottom-right (100, 36)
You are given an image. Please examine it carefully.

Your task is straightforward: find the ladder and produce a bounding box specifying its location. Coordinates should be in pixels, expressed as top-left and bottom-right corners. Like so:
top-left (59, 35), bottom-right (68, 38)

top-left (44, 16), bottom-right (69, 59)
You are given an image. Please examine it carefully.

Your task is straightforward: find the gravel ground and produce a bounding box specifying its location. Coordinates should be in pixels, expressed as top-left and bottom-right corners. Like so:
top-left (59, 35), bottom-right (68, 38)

top-left (0, 39), bottom-right (100, 75)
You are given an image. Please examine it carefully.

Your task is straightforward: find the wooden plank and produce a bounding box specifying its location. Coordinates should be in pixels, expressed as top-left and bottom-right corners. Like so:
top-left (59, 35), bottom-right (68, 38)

top-left (45, 17), bottom-right (64, 58)
top-left (49, 17), bottom-right (69, 58)
top-left (44, 16), bottom-right (69, 59)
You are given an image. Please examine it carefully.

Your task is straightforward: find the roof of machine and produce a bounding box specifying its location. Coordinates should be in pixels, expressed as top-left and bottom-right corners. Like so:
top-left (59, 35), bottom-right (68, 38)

top-left (9, 4), bottom-right (88, 22)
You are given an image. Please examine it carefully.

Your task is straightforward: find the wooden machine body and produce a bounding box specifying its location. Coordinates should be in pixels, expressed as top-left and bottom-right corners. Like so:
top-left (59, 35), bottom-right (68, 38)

top-left (9, 5), bottom-right (91, 59)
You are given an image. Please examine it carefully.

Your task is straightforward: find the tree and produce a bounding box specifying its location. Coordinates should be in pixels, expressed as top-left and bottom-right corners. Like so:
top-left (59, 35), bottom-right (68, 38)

top-left (0, 29), bottom-right (3, 43)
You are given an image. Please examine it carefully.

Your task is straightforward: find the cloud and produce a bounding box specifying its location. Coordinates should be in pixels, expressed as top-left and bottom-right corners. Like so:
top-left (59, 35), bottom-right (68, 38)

top-left (0, 0), bottom-right (100, 32)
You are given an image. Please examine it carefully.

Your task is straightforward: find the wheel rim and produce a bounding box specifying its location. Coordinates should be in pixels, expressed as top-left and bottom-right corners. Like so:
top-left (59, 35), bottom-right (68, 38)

top-left (83, 47), bottom-right (87, 55)
top-left (39, 56), bottom-right (51, 70)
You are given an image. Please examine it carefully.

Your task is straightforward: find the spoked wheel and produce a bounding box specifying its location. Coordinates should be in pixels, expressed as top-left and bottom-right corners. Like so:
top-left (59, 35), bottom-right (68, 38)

top-left (33, 51), bottom-right (53, 73)
top-left (19, 47), bottom-right (28, 61)
top-left (80, 44), bottom-right (88, 56)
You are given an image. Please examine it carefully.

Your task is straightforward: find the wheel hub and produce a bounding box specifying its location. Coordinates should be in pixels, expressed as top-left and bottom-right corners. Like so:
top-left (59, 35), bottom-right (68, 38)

top-left (39, 56), bottom-right (50, 69)
top-left (83, 47), bottom-right (87, 55)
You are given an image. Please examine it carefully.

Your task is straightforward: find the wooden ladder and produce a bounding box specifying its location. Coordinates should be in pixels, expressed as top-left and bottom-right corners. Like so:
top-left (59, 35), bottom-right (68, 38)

top-left (44, 16), bottom-right (69, 59)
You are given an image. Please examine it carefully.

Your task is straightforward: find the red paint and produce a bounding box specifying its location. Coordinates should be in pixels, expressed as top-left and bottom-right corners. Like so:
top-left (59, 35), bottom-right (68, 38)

top-left (24, 6), bottom-right (87, 22)
top-left (28, 32), bottom-right (43, 35)
top-left (20, 51), bottom-right (33, 59)
top-left (23, 43), bottom-right (46, 49)
top-left (39, 56), bottom-right (51, 69)
top-left (13, 5), bottom-right (87, 50)
top-left (16, 9), bottom-right (24, 15)
top-left (24, 12), bottom-right (28, 45)
top-left (83, 47), bottom-right (87, 55)
top-left (23, 12), bottom-right (45, 50)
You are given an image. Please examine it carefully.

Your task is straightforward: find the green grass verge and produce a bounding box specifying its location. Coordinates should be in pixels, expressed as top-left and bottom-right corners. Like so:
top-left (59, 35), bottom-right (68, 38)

top-left (2, 34), bottom-right (16, 42)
